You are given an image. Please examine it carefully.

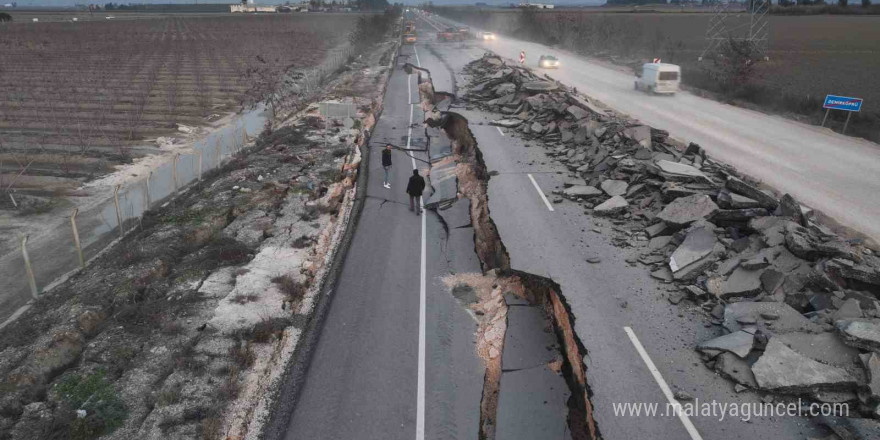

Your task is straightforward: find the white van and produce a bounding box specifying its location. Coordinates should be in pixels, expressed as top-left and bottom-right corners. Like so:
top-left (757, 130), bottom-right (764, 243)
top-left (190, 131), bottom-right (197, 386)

top-left (634, 63), bottom-right (680, 95)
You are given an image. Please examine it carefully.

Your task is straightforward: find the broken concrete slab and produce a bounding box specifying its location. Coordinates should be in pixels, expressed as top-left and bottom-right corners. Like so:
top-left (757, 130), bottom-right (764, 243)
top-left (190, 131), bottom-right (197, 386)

top-left (623, 125), bottom-right (652, 148)
top-left (835, 319), bottom-right (880, 353)
top-left (656, 194), bottom-right (719, 228)
top-left (593, 195), bottom-right (628, 216)
top-left (714, 351), bottom-right (759, 388)
top-left (697, 329), bottom-right (755, 358)
top-left (600, 179), bottom-right (628, 197)
top-left (717, 190), bottom-right (761, 209)
top-left (669, 226), bottom-right (716, 273)
top-left (832, 298), bottom-right (864, 321)
top-left (565, 105), bottom-right (590, 121)
top-left (645, 222), bottom-right (669, 238)
top-left (563, 178), bottom-right (587, 188)
top-left (776, 332), bottom-right (863, 369)
top-left (760, 269), bottom-right (785, 293)
top-left (723, 302), bottom-right (819, 333)
top-left (752, 337), bottom-right (857, 392)
top-left (655, 160), bottom-right (711, 183)
top-left (563, 185), bottom-right (602, 198)
top-left (825, 258), bottom-right (880, 287)
top-left (437, 197), bottom-right (472, 229)
top-left (502, 306), bottom-right (559, 370)
top-left (819, 416), bottom-right (880, 440)
top-left (425, 161), bottom-right (458, 210)
top-left (720, 267), bottom-right (765, 299)
top-left (496, 366), bottom-right (570, 440)
top-left (726, 176), bottom-right (778, 209)
top-left (490, 118), bottom-right (523, 128)
top-left (862, 352), bottom-right (880, 401)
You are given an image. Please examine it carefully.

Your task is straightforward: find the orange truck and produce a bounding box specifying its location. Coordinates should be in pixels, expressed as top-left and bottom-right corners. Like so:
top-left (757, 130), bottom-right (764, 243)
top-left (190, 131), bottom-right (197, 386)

top-left (403, 32), bottom-right (417, 44)
top-left (436, 27), bottom-right (462, 42)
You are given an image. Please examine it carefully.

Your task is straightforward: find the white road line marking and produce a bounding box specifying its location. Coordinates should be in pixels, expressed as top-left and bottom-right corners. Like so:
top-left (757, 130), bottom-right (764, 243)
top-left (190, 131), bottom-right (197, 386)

top-left (527, 173), bottom-right (554, 212)
top-left (408, 52), bottom-right (426, 440)
top-left (624, 327), bottom-right (703, 440)
top-left (496, 127), bottom-right (504, 136)
top-left (413, 45), bottom-right (421, 69)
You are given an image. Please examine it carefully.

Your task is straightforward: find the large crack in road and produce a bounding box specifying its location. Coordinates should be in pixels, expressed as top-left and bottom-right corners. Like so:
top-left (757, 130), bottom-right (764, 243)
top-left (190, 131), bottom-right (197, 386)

top-left (415, 62), bottom-right (600, 440)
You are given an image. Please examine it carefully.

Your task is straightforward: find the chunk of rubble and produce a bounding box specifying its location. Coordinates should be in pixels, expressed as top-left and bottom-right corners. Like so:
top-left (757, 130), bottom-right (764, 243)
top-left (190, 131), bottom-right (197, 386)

top-left (825, 258), bottom-right (880, 286)
top-left (723, 302), bottom-right (819, 333)
top-left (655, 160), bottom-right (711, 183)
top-left (717, 190), bottom-right (760, 209)
top-left (862, 352), bottom-right (880, 400)
top-left (714, 352), bottom-right (759, 388)
top-left (623, 125), bottom-right (652, 148)
top-left (656, 194), bottom-right (719, 228)
top-left (563, 185), bottom-right (602, 198)
top-left (563, 178), bottom-right (587, 188)
top-left (523, 80), bottom-right (558, 93)
top-left (674, 243), bottom-right (725, 282)
top-left (725, 176), bottom-right (778, 209)
top-left (600, 179), bottom-right (628, 197)
top-left (776, 332), bottom-right (863, 369)
top-left (565, 105), bottom-right (590, 121)
top-left (697, 329), bottom-right (755, 358)
top-left (835, 319), bottom-right (880, 353)
top-left (818, 415), bottom-right (880, 440)
top-left (720, 267), bottom-right (765, 299)
top-left (669, 226), bottom-right (716, 273)
top-left (751, 337), bottom-right (857, 392)
top-left (490, 119), bottom-right (522, 128)
top-left (593, 195), bottom-right (628, 215)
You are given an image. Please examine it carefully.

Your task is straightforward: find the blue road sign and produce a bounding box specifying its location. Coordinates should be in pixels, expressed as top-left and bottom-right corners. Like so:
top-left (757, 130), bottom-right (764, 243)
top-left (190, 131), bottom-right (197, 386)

top-left (823, 95), bottom-right (863, 112)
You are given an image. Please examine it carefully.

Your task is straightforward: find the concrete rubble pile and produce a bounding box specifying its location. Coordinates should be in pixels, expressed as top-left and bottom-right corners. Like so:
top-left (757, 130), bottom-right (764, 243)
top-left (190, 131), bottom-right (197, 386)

top-left (462, 54), bottom-right (880, 427)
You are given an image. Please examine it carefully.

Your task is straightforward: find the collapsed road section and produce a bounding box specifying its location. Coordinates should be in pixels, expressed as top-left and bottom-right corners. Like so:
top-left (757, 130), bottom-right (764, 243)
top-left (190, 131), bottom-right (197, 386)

top-left (409, 61), bottom-right (599, 440)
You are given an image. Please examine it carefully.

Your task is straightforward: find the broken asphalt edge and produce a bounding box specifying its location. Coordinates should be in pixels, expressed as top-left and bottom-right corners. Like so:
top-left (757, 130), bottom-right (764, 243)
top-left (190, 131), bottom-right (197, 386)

top-left (258, 41), bottom-right (401, 440)
top-left (418, 66), bottom-right (600, 438)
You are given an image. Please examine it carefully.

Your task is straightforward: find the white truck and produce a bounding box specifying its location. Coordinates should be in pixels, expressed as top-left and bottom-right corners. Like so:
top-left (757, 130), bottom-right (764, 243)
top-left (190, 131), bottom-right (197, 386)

top-left (634, 63), bottom-right (680, 95)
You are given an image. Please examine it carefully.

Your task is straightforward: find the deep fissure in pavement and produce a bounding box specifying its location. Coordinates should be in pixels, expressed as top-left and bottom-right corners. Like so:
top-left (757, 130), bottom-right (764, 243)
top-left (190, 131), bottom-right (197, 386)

top-left (415, 66), bottom-right (599, 439)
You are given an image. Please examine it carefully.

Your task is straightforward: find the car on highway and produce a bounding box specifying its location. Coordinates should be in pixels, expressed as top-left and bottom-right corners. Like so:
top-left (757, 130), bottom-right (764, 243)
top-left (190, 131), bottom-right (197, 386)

top-left (538, 55), bottom-right (560, 69)
top-left (480, 31), bottom-right (496, 41)
top-left (634, 62), bottom-right (680, 95)
top-left (403, 33), bottom-right (417, 44)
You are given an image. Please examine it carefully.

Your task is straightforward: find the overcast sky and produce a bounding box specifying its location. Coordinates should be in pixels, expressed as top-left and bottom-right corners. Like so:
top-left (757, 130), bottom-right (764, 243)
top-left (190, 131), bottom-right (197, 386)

top-left (5, 0), bottom-right (607, 7)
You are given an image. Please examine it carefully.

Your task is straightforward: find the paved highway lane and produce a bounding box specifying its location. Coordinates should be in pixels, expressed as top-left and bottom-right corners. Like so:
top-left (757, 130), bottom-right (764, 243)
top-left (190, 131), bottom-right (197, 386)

top-left (282, 42), bottom-right (483, 440)
top-left (425, 14), bottom-right (880, 246)
top-left (412, 24), bottom-right (826, 439)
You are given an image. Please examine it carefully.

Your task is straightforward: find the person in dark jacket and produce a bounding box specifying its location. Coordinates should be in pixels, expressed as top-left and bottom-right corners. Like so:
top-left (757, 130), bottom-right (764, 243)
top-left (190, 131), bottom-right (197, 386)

top-left (406, 169), bottom-right (426, 214)
top-left (381, 144), bottom-right (393, 189)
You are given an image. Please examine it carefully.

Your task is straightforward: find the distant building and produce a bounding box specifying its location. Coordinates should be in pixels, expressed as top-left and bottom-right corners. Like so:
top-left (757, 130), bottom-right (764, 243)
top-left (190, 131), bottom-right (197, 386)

top-left (230, 3), bottom-right (279, 12)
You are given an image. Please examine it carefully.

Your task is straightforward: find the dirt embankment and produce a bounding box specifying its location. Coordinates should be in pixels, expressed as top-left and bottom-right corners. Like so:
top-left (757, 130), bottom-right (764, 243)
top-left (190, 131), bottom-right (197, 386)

top-left (0, 38), bottom-right (398, 440)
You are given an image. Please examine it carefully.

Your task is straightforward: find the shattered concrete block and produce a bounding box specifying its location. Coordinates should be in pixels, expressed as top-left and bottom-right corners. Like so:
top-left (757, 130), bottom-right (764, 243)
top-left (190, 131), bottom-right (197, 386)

top-left (778, 193), bottom-right (805, 225)
top-left (776, 332), bottom-right (863, 369)
top-left (697, 329), bottom-right (755, 358)
top-left (752, 337), bottom-right (857, 392)
top-left (489, 119), bottom-right (523, 128)
top-left (674, 243), bottom-right (725, 282)
top-left (623, 125), bottom-right (652, 148)
top-left (861, 352), bottom-right (880, 401)
top-left (726, 176), bottom-right (778, 209)
top-left (600, 179), bottom-right (628, 197)
top-left (656, 194), bottom-right (719, 229)
top-left (825, 258), bottom-right (880, 287)
top-left (835, 319), bottom-right (880, 353)
top-left (593, 195), bottom-right (629, 216)
top-left (660, 182), bottom-right (701, 203)
top-left (711, 208), bottom-right (770, 223)
top-left (832, 298), bottom-right (864, 321)
top-left (723, 302), bottom-right (819, 333)
top-left (714, 352), bottom-right (759, 388)
top-left (669, 226), bottom-right (716, 273)
top-left (818, 416), bottom-right (880, 440)
top-left (645, 222), bottom-right (669, 238)
top-left (720, 267), bottom-right (765, 299)
top-left (760, 269), bottom-right (785, 294)
top-left (563, 185), bottom-right (602, 198)
top-left (784, 223), bottom-right (818, 259)
top-left (655, 160), bottom-right (711, 183)
top-left (565, 105), bottom-right (590, 120)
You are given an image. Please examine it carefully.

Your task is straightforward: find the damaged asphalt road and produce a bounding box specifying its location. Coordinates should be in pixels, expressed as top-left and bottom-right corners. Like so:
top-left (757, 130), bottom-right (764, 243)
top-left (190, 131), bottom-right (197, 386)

top-left (414, 20), bottom-right (880, 440)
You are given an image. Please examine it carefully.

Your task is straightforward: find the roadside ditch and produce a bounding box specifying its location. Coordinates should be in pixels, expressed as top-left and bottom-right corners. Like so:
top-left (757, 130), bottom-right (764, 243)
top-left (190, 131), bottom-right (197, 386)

top-left (413, 63), bottom-right (599, 440)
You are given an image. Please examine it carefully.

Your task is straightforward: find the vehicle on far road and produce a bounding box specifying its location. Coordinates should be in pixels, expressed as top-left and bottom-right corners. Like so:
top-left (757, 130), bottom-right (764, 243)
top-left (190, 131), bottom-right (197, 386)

top-left (538, 55), bottom-right (560, 69)
top-left (634, 62), bottom-right (680, 95)
top-left (437, 27), bottom-right (462, 42)
top-left (404, 20), bottom-right (415, 34)
top-left (480, 31), bottom-right (496, 40)
top-left (403, 33), bottom-right (416, 44)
